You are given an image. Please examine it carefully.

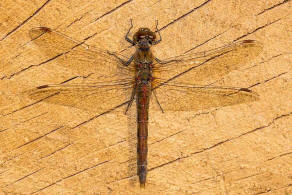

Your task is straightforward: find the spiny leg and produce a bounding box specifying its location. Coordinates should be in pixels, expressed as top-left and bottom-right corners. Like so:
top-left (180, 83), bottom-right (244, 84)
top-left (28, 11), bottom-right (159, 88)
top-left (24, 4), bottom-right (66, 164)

top-left (125, 19), bottom-right (135, 45)
top-left (107, 51), bottom-right (134, 66)
top-left (155, 57), bottom-right (180, 64)
top-left (153, 21), bottom-right (181, 64)
top-left (107, 19), bottom-right (135, 66)
top-left (124, 86), bottom-right (136, 114)
top-left (152, 20), bottom-right (161, 45)
top-left (153, 90), bottom-right (164, 113)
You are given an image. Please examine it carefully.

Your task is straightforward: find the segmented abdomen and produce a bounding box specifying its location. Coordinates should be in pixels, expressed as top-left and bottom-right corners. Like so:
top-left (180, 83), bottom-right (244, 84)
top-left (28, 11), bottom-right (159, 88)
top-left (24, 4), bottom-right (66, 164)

top-left (136, 83), bottom-right (151, 187)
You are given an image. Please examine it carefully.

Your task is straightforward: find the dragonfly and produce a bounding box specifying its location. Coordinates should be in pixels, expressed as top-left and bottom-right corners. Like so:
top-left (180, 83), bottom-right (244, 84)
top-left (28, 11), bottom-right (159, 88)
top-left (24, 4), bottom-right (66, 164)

top-left (26, 20), bottom-right (262, 187)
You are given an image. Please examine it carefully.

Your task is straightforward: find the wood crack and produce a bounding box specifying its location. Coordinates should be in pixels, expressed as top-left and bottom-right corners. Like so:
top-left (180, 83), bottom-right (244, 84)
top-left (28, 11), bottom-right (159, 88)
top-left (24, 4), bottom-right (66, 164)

top-left (0, 0), bottom-right (52, 41)
top-left (150, 130), bottom-right (184, 145)
top-left (249, 72), bottom-right (288, 88)
top-left (243, 53), bottom-right (286, 70)
top-left (184, 29), bottom-right (230, 53)
top-left (71, 100), bottom-right (129, 129)
top-left (30, 160), bottom-right (109, 194)
top-left (59, 73), bottom-right (94, 84)
top-left (67, 11), bottom-right (90, 28)
top-left (7, 53), bottom-right (64, 79)
top-left (16, 126), bottom-right (64, 149)
top-left (93, 0), bottom-right (133, 23)
top-left (40, 143), bottom-right (72, 159)
top-left (265, 151), bottom-right (292, 161)
top-left (5, 168), bottom-right (43, 187)
top-left (3, 92), bottom-right (59, 116)
top-left (257, 0), bottom-right (291, 15)
top-left (234, 18), bottom-right (282, 41)
top-left (159, 0), bottom-right (212, 31)
top-left (148, 111), bottom-right (292, 171)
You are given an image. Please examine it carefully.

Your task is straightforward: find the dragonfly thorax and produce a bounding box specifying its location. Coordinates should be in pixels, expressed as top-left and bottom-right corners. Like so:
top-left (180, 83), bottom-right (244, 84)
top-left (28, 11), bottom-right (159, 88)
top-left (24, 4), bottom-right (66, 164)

top-left (137, 68), bottom-right (153, 85)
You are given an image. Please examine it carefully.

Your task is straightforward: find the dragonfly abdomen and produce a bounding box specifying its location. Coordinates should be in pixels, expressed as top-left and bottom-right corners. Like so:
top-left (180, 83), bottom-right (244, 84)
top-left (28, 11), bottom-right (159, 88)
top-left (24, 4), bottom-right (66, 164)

top-left (136, 83), bottom-right (151, 187)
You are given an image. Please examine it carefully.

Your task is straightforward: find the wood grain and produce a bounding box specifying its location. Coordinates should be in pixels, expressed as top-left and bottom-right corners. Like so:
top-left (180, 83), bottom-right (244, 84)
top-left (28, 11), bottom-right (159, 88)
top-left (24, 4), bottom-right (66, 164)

top-left (0, 0), bottom-right (292, 194)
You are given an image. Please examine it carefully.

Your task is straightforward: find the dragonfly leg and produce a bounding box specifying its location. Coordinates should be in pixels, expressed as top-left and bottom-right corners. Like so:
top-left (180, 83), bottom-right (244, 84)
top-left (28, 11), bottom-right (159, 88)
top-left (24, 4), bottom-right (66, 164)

top-left (152, 20), bottom-right (161, 45)
top-left (125, 87), bottom-right (136, 114)
top-left (153, 90), bottom-right (164, 113)
top-left (107, 51), bottom-right (134, 66)
top-left (125, 19), bottom-right (135, 45)
top-left (124, 55), bottom-right (134, 66)
top-left (155, 57), bottom-right (180, 64)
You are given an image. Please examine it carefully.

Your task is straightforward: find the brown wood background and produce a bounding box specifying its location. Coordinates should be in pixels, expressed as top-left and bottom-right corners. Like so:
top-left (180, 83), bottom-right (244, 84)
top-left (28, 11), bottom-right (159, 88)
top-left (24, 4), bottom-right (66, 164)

top-left (0, 0), bottom-right (292, 194)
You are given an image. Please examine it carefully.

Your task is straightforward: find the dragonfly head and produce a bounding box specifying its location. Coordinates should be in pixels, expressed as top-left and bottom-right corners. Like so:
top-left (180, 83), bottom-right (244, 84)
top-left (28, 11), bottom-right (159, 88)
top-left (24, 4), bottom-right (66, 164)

top-left (133, 28), bottom-right (156, 50)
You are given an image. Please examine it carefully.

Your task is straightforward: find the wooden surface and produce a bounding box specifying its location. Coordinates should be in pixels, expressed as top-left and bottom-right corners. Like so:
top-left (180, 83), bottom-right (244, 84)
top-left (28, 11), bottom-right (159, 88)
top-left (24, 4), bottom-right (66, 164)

top-left (1, 0), bottom-right (292, 194)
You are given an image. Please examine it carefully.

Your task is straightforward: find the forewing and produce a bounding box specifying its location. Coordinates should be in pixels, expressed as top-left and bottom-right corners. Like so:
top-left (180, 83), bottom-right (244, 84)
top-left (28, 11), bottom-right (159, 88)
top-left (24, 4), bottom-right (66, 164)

top-left (153, 82), bottom-right (259, 111)
top-left (153, 40), bottom-right (263, 86)
top-left (24, 82), bottom-right (133, 113)
top-left (29, 27), bottom-right (135, 82)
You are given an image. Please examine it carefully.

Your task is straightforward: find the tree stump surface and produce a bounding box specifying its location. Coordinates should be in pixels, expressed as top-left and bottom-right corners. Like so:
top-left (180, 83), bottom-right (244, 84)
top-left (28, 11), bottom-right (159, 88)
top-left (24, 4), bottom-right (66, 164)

top-left (0, 0), bottom-right (291, 194)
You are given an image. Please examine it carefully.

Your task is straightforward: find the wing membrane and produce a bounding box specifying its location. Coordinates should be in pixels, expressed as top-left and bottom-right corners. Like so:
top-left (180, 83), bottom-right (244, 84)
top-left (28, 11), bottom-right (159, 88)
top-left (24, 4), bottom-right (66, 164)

top-left (153, 40), bottom-right (263, 86)
top-left (153, 82), bottom-right (259, 111)
top-left (29, 27), bottom-right (261, 113)
top-left (29, 27), bottom-right (135, 82)
top-left (25, 82), bottom-right (133, 113)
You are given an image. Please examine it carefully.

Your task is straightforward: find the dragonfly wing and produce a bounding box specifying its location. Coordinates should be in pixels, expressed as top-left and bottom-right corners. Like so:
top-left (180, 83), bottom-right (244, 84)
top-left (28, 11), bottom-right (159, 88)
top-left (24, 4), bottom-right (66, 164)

top-left (24, 82), bottom-right (133, 113)
top-left (29, 27), bottom-right (135, 82)
top-left (152, 82), bottom-right (259, 111)
top-left (153, 40), bottom-right (263, 86)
